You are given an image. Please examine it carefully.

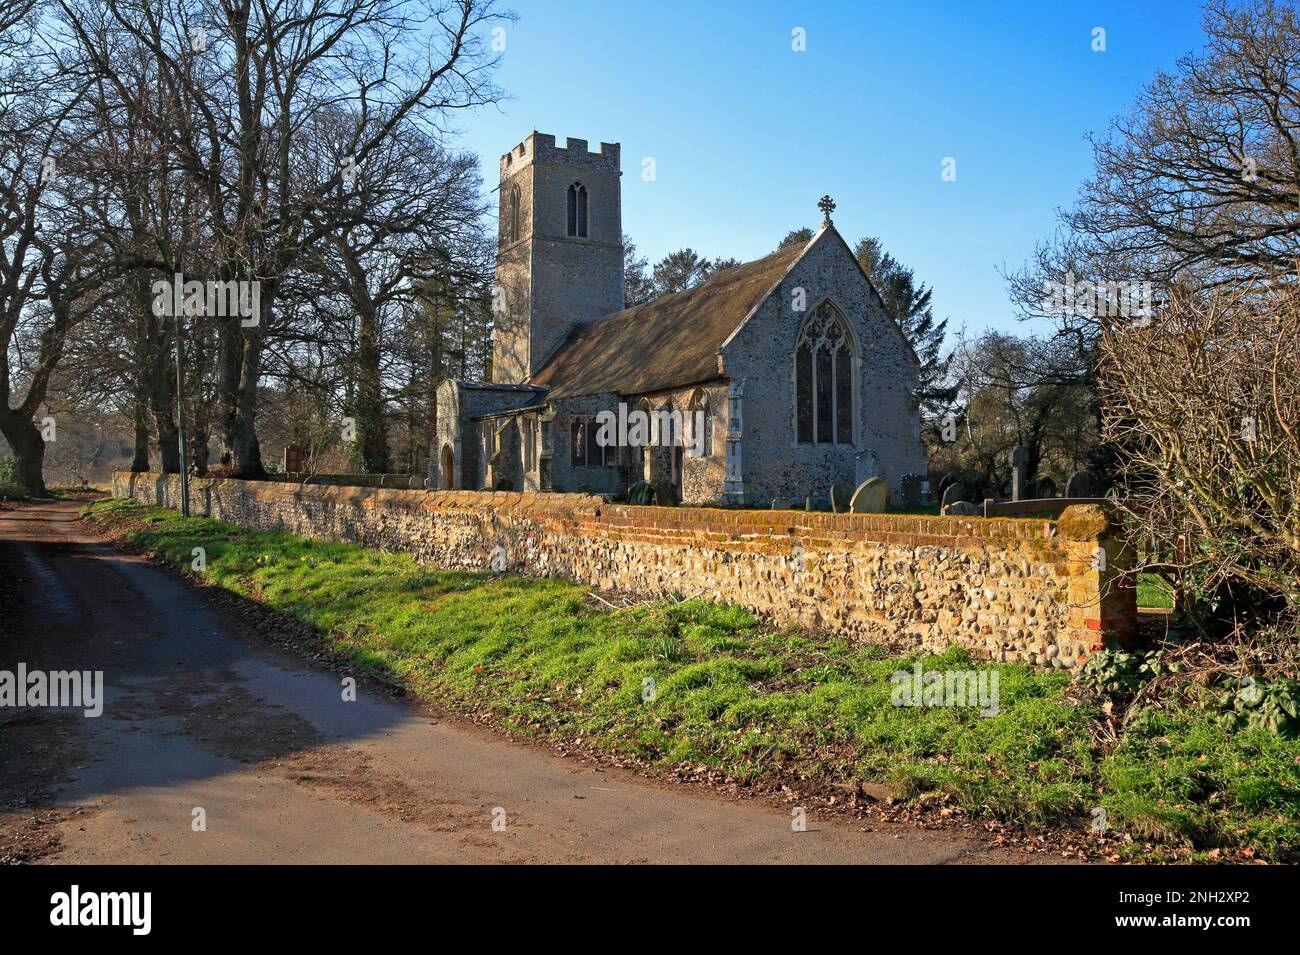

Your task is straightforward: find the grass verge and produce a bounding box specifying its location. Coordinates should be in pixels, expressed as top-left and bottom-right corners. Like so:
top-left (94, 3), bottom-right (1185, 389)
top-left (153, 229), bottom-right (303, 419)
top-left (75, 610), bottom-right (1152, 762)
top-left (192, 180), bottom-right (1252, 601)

top-left (85, 497), bottom-right (1300, 862)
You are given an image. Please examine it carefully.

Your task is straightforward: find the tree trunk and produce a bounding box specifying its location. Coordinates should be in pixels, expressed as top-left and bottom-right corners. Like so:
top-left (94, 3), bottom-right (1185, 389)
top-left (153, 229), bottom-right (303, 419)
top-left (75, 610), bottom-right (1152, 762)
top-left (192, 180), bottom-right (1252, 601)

top-left (128, 274), bottom-right (155, 472)
top-left (189, 321), bottom-right (214, 476)
top-left (230, 326), bottom-right (266, 479)
top-left (218, 312), bottom-right (267, 479)
top-left (130, 389), bottom-right (151, 472)
top-left (0, 416), bottom-right (46, 496)
top-left (217, 319), bottom-right (240, 469)
top-left (356, 303), bottom-right (389, 473)
top-left (150, 338), bottom-right (180, 474)
top-left (191, 422), bottom-right (210, 475)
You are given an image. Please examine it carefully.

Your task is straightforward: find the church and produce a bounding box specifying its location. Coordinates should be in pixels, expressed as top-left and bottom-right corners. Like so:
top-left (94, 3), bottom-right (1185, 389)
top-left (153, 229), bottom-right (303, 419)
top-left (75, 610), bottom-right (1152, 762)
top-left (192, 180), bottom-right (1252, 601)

top-left (433, 132), bottom-right (927, 507)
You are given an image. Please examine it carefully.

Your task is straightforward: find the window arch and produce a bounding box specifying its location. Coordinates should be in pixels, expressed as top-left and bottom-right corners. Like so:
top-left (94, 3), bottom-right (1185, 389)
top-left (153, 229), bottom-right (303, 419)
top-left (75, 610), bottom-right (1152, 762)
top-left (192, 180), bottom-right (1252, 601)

top-left (507, 185), bottom-right (521, 244)
top-left (630, 396), bottom-right (652, 474)
top-left (567, 182), bottom-right (588, 238)
top-left (686, 389), bottom-right (713, 458)
top-left (795, 301), bottom-right (856, 445)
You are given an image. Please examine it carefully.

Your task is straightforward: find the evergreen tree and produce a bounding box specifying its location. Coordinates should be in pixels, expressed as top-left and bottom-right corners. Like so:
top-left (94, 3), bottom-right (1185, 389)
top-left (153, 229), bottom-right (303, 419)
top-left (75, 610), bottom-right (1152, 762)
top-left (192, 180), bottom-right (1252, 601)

top-left (776, 227), bottom-right (813, 250)
top-left (854, 237), bottom-right (956, 426)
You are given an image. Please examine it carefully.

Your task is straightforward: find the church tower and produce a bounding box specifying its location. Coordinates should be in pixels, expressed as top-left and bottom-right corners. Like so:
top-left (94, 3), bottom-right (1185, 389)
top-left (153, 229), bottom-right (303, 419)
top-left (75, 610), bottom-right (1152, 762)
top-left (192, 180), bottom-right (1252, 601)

top-left (492, 133), bottom-right (624, 384)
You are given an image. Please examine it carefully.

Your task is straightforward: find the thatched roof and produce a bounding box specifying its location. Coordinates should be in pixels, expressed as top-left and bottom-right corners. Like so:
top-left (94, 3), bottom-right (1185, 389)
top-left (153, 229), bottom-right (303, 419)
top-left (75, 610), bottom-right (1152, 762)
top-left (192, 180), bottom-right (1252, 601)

top-left (530, 243), bottom-right (803, 398)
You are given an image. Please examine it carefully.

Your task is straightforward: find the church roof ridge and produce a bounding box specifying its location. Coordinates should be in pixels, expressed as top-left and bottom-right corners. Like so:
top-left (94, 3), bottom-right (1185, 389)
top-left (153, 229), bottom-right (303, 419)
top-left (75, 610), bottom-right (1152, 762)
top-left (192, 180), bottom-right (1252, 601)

top-left (528, 242), bottom-right (805, 399)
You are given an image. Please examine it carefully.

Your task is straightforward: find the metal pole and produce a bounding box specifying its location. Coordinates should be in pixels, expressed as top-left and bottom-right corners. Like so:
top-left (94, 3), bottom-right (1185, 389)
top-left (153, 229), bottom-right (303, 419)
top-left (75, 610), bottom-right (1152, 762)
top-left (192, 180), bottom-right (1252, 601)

top-left (175, 312), bottom-right (190, 518)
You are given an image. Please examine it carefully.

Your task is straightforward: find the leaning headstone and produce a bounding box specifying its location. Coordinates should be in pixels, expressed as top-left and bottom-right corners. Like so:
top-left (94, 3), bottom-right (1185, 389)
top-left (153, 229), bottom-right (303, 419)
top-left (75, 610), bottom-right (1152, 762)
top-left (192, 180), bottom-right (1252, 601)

top-left (941, 500), bottom-right (980, 517)
top-left (771, 497), bottom-right (791, 510)
top-left (937, 472), bottom-right (956, 501)
top-left (1010, 446), bottom-right (1030, 501)
top-left (849, 476), bottom-right (890, 514)
top-left (940, 482), bottom-right (965, 511)
top-left (830, 480), bottom-right (854, 513)
top-left (1065, 469), bottom-right (1093, 498)
top-left (1035, 476), bottom-right (1057, 499)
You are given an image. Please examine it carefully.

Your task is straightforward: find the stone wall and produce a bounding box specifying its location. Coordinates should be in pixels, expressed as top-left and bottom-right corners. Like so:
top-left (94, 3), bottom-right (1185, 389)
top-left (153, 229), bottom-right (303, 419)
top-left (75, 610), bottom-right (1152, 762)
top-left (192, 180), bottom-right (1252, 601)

top-left (113, 473), bottom-right (1137, 667)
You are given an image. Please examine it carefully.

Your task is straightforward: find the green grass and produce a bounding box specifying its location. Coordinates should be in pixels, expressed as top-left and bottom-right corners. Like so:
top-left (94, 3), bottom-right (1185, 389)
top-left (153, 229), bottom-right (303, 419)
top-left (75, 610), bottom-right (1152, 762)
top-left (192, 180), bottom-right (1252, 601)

top-left (86, 497), bottom-right (1300, 861)
top-left (1137, 573), bottom-right (1175, 610)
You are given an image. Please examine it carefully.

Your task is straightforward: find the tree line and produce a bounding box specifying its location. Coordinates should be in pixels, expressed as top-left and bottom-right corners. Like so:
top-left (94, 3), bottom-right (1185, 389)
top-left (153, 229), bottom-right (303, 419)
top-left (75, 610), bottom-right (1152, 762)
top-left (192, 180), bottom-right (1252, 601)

top-left (1, 0), bottom-right (507, 494)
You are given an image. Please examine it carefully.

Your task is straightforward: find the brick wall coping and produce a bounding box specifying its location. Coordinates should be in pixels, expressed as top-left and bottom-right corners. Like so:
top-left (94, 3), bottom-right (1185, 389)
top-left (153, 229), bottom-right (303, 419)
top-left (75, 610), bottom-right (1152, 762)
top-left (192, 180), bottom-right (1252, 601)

top-left (113, 472), bottom-right (1112, 546)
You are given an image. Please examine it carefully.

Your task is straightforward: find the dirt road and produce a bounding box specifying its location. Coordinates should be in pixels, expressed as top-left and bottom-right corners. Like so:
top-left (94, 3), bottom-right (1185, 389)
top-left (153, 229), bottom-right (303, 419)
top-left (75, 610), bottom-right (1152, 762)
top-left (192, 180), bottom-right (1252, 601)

top-left (0, 500), bottom-right (1042, 864)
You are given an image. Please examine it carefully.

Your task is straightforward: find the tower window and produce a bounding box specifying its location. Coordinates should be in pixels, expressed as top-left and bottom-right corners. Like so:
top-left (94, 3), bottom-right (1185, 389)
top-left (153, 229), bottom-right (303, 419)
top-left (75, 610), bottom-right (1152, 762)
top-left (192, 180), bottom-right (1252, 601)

top-left (507, 185), bottom-right (521, 244)
top-left (567, 182), bottom-right (588, 238)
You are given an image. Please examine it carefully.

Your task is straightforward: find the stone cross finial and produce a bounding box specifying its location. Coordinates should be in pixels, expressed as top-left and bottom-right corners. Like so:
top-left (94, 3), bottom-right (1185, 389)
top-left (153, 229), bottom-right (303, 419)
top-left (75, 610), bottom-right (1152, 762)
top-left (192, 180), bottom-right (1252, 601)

top-left (818, 195), bottom-right (835, 226)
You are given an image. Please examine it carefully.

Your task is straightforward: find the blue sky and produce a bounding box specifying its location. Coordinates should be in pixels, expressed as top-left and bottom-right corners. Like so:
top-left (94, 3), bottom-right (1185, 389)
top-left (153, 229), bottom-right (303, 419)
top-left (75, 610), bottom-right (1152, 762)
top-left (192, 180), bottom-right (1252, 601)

top-left (456, 0), bottom-right (1208, 342)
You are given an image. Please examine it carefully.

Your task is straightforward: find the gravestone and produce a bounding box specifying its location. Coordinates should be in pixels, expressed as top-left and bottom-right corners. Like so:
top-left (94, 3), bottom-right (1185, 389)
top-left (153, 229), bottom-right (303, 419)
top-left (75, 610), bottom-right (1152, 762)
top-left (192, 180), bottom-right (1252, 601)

top-left (771, 497), bottom-right (791, 510)
top-left (854, 448), bottom-right (881, 486)
top-left (941, 500), bottom-right (981, 517)
top-left (1065, 469), bottom-right (1093, 498)
top-left (1010, 446), bottom-right (1030, 501)
top-left (829, 480), bottom-right (854, 514)
top-left (1035, 476), bottom-right (1057, 499)
top-left (940, 482), bottom-right (966, 511)
top-left (849, 476), bottom-right (890, 514)
top-left (936, 472), bottom-right (956, 502)
top-left (900, 474), bottom-right (924, 508)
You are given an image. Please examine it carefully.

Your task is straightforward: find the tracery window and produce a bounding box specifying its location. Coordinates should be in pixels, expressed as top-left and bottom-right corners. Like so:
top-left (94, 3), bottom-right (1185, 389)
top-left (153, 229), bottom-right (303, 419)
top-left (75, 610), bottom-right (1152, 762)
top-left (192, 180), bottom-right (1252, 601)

top-left (795, 302), bottom-right (855, 445)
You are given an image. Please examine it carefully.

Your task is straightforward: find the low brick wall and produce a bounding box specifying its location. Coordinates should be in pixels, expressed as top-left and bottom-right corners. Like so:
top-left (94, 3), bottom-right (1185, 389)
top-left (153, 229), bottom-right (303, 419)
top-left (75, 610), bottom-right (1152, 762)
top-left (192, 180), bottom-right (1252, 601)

top-left (112, 472), bottom-right (1137, 668)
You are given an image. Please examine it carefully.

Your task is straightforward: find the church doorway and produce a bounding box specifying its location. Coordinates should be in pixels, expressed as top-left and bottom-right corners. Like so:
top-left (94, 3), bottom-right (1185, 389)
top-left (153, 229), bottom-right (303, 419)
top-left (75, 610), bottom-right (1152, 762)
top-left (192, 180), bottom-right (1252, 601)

top-left (440, 445), bottom-right (454, 490)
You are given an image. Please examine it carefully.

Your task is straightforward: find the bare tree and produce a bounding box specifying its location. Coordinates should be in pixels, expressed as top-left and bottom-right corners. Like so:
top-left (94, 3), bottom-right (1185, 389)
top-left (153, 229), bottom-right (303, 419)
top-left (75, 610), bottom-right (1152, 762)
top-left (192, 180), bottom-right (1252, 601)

top-left (937, 331), bottom-right (1096, 497)
top-left (71, 0), bottom-right (507, 478)
top-left (1100, 280), bottom-right (1300, 624)
top-left (0, 8), bottom-right (112, 494)
top-left (295, 109), bottom-right (486, 472)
